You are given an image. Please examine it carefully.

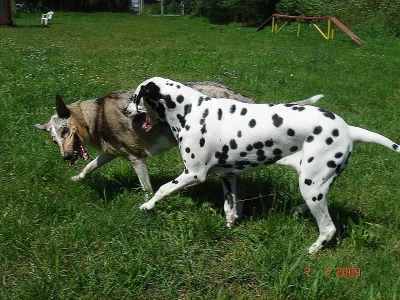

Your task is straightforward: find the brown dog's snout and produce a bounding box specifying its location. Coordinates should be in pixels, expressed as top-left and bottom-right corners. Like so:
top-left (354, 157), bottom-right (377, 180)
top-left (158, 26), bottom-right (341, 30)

top-left (63, 152), bottom-right (73, 160)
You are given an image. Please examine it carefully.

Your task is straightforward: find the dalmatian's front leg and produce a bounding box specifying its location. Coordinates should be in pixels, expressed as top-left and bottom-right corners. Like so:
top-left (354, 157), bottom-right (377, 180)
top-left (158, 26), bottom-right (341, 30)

top-left (139, 170), bottom-right (206, 211)
top-left (221, 176), bottom-right (242, 228)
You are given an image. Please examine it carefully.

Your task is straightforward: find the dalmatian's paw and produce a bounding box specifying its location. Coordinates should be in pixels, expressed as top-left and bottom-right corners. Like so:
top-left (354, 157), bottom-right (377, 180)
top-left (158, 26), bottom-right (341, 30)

top-left (140, 202), bottom-right (155, 211)
top-left (308, 243), bottom-right (322, 255)
top-left (71, 174), bottom-right (84, 181)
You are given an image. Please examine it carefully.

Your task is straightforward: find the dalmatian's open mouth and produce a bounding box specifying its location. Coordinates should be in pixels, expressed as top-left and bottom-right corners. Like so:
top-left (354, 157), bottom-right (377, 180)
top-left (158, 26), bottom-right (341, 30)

top-left (142, 114), bottom-right (153, 132)
top-left (68, 134), bottom-right (89, 167)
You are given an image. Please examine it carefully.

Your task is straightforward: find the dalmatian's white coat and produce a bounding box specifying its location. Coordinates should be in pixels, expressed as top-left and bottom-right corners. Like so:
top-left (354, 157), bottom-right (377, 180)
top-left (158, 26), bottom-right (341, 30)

top-left (126, 77), bottom-right (400, 254)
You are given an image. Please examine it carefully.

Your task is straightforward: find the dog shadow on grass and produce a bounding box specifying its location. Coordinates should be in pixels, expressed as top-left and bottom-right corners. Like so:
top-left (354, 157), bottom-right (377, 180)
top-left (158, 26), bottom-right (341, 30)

top-left (86, 170), bottom-right (367, 246)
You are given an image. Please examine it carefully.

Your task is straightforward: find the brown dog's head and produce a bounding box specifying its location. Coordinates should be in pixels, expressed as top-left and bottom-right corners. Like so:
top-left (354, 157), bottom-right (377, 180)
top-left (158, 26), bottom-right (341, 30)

top-left (35, 95), bottom-right (89, 166)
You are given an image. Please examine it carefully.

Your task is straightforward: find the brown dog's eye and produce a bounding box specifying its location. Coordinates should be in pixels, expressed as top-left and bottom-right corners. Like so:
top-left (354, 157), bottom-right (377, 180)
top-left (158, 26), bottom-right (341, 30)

top-left (61, 128), bottom-right (69, 138)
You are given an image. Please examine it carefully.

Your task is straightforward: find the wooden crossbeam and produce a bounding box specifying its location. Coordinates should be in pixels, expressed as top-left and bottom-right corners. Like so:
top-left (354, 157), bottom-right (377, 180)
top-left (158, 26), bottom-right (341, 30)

top-left (257, 14), bottom-right (365, 45)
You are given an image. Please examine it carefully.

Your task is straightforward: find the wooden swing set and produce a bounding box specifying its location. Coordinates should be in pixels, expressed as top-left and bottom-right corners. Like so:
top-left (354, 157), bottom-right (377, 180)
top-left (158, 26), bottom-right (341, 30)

top-left (257, 14), bottom-right (365, 45)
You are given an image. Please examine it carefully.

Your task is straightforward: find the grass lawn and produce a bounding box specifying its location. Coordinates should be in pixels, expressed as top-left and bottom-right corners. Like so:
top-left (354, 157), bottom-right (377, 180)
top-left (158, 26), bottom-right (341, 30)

top-left (1, 12), bottom-right (400, 298)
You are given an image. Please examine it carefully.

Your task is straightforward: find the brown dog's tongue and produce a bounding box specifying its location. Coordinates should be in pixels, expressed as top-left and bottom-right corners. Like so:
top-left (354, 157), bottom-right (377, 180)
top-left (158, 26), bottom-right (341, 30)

top-left (142, 115), bottom-right (152, 132)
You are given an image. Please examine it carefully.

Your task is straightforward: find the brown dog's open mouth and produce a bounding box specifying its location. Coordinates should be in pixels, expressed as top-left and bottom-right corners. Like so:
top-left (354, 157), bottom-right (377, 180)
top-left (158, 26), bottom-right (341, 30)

top-left (142, 114), bottom-right (153, 132)
top-left (69, 134), bottom-right (89, 167)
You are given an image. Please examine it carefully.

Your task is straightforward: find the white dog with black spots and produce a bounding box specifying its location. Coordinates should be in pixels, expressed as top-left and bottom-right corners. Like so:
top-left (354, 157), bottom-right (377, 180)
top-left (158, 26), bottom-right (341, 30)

top-left (125, 77), bottom-right (400, 254)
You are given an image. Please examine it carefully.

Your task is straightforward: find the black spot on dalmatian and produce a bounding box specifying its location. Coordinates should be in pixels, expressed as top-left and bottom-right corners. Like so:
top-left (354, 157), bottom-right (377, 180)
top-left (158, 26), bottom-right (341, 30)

top-left (304, 179), bottom-right (312, 186)
top-left (172, 179), bottom-right (179, 184)
top-left (201, 108), bottom-right (209, 121)
top-left (246, 144), bottom-right (254, 151)
top-left (287, 128), bottom-right (295, 136)
top-left (240, 108), bottom-right (247, 116)
top-left (332, 129), bottom-right (339, 137)
top-left (177, 114), bottom-right (186, 128)
top-left (194, 175), bottom-right (197, 179)
top-left (290, 146), bottom-right (298, 152)
top-left (185, 125), bottom-right (190, 131)
top-left (253, 141), bottom-right (264, 149)
top-left (273, 148), bottom-right (282, 155)
top-left (307, 135), bottom-right (314, 143)
top-left (334, 152), bottom-right (343, 158)
top-left (179, 137), bottom-right (183, 142)
top-left (176, 95), bottom-right (184, 103)
top-left (249, 119), bottom-right (257, 128)
top-left (205, 97), bottom-right (211, 101)
top-left (200, 138), bottom-right (205, 147)
top-left (198, 96), bottom-right (204, 106)
top-left (265, 139), bottom-right (274, 147)
top-left (163, 95), bottom-right (176, 109)
top-left (230, 105), bottom-right (236, 114)
top-left (185, 147), bottom-right (191, 153)
top-left (318, 108), bottom-right (336, 120)
top-left (272, 114), bottom-right (283, 128)
top-left (285, 103), bottom-right (295, 107)
top-left (240, 151), bottom-right (247, 157)
top-left (335, 164), bottom-right (342, 174)
top-left (293, 106), bottom-right (305, 112)
top-left (251, 163), bottom-right (259, 167)
top-left (191, 153), bottom-right (195, 159)
top-left (184, 168), bottom-right (189, 174)
top-left (313, 126), bottom-right (323, 135)
top-left (393, 144), bottom-right (399, 150)
top-left (308, 157), bottom-right (314, 163)
top-left (312, 194), bottom-right (323, 202)
top-left (177, 85), bottom-right (181, 89)
top-left (237, 130), bottom-right (242, 138)
top-left (230, 139), bottom-right (238, 149)
top-left (201, 124), bottom-right (207, 134)
top-left (257, 154), bottom-right (267, 162)
top-left (218, 108), bottom-right (223, 120)
top-left (184, 104), bottom-right (192, 115)
top-left (217, 145), bottom-right (230, 164)
top-left (274, 155), bottom-right (282, 162)
top-left (326, 137), bottom-right (334, 145)
top-left (327, 160), bottom-right (337, 168)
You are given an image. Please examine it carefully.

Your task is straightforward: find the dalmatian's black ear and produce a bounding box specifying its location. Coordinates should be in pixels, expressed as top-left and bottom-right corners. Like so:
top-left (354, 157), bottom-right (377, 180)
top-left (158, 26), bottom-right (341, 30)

top-left (135, 82), bottom-right (161, 108)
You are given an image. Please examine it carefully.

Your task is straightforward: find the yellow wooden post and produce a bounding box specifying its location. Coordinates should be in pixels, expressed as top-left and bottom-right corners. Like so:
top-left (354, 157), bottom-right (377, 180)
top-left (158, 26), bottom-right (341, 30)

top-left (297, 22), bottom-right (301, 37)
top-left (272, 17), bottom-right (275, 33)
top-left (327, 19), bottom-right (331, 39)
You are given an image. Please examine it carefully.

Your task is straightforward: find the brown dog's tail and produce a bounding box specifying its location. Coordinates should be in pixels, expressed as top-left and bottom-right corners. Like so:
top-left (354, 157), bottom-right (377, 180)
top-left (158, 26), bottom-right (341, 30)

top-left (349, 126), bottom-right (400, 152)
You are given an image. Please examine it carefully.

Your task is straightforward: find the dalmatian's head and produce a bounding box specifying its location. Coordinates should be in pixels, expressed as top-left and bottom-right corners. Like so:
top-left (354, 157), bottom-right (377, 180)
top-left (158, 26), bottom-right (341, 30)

top-left (34, 95), bottom-right (89, 166)
top-left (125, 77), bottom-right (169, 132)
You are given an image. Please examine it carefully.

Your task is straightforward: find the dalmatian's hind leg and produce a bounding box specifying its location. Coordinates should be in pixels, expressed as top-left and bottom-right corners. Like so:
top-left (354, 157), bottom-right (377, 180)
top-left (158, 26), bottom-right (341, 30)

top-left (221, 176), bottom-right (242, 228)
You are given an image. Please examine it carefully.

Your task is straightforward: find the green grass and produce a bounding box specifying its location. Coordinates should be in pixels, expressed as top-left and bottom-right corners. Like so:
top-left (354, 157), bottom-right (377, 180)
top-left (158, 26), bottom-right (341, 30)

top-left (1, 12), bottom-right (400, 298)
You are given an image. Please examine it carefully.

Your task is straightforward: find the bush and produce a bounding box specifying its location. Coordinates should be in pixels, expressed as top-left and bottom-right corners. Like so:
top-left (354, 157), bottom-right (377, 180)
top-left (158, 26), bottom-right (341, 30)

top-left (186, 0), bottom-right (278, 25)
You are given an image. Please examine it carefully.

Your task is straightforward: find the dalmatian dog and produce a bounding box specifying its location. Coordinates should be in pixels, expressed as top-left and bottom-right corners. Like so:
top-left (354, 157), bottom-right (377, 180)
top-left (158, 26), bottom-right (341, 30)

top-left (125, 77), bottom-right (400, 254)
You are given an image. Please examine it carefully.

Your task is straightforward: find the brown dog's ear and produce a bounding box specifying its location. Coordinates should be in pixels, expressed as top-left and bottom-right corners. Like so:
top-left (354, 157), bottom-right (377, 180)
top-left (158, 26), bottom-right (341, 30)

top-left (34, 122), bottom-right (49, 131)
top-left (56, 94), bottom-right (70, 118)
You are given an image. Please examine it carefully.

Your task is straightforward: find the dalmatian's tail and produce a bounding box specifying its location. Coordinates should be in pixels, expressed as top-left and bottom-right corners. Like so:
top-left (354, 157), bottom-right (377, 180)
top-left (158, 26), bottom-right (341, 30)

top-left (349, 126), bottom-right (400, 152)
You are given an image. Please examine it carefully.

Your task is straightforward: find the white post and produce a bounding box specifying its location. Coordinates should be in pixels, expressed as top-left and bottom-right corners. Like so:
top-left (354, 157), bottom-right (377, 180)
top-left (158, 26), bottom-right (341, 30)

top-left (181, 1), bottom-right (184, 15)
top-left (161, 0), bottom-right (164, 15)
